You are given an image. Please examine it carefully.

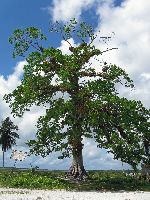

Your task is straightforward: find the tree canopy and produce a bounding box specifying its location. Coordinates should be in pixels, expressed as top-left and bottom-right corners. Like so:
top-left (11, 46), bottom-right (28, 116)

top-left (0, 117), bottom-right (19, 152)
top-left (0, 117), bottom-right (19, 167)
top-left (4, 19), bottom-right (150, 174)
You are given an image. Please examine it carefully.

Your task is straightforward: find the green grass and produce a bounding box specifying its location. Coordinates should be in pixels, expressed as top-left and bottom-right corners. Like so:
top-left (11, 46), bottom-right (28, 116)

top-left (0, 169), bottom-right (149, 191)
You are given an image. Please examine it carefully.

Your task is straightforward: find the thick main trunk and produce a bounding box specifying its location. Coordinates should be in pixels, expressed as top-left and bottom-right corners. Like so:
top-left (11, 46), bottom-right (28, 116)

top-left (140, 164), bottom-right (150, 182)
top-left (68, 141), bottom-right (88, 180)
top-left (141, 164), bottom-right (150, 176)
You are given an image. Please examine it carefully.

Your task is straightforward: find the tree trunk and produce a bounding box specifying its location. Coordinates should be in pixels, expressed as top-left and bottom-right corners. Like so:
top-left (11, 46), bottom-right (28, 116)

top-left (139, 163), bottom-right (150, 182)
top-left (3, 151), bottom-right (4, 168)
top-left (141, 163), bottom-right (150, 177)
top-left (68, 140), bottom-right (88, 180)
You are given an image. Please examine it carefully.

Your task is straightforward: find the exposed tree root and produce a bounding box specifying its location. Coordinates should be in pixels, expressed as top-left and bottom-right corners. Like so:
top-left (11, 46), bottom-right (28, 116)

top-left (66, 164), bottom-right (89, 181)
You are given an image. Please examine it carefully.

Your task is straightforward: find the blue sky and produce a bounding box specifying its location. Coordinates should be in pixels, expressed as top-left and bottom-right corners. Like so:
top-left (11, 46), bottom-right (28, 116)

top-left (0, 0), bottom-right (149, 170)
top-left (0, 0), bottom-right (123, 76)
top-left (0, 0), bottom-right (52, 76)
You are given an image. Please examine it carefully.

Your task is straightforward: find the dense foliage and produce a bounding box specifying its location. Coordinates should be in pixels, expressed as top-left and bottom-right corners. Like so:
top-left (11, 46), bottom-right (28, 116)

top-left (4, 19), bottom-right (150, 172)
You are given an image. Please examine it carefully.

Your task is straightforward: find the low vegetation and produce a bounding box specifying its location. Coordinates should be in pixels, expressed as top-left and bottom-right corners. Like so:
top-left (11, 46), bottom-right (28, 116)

top-left (0, 169), bottom-right (149, 191)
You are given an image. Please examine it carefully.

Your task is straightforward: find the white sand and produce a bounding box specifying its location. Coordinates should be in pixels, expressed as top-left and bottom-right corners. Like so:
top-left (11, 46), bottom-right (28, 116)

top-left (0, 188), bottom-right (150, 200)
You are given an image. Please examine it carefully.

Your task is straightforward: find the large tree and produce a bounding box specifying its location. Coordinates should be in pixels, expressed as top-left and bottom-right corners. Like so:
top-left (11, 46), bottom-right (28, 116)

top-left (4, 19), bottom-right (150, 179)
top-left (0, 117), bottom-right (19, 167)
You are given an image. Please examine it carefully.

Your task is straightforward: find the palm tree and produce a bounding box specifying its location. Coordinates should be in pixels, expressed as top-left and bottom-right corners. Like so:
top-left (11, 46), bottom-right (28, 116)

top-left (0, 117), bottom-right (19, 167)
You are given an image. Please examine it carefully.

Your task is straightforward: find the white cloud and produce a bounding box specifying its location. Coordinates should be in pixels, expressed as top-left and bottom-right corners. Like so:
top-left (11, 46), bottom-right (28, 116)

top-left (0, 61), bottom-right (26, 120)
top-left (48, 0), bottom-right (124, 22)
top-left (58, 38), bottom-right (76, 55)
top-left (0, 61), bottom-right (25, 96)
top-left (93, 0), bottom-right (150, 108)
top-left (49, 0), bottom-right (97, 22)
top-left (141, 73), bottom-right (150, 80)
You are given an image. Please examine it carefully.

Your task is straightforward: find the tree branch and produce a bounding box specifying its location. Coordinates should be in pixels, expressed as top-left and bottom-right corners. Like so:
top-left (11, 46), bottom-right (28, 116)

top-left (38, 84), bottom-right (71, 97)
top-left (79, 71), bottom-right (103, 77)
top-left (101, 48), bottom-right (118, 54)
top-left (98, 105), bottom-right (129, 141)
top-left (113, 124), bottom-right (128, 140)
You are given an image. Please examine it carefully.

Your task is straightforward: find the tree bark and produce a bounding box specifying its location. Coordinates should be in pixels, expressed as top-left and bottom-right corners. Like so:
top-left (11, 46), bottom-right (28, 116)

top-left (140, 163), bottom-right (150, 182)
top-left (68, 140), bottom-right (88, 180)
top-left (141, 164), bottom-right (150, 176)
top-left (3, 151), bottom-right (4, 168)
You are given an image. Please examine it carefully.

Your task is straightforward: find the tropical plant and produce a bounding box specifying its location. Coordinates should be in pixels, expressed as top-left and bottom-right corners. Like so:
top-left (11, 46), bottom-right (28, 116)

top-left (0, 117), bottom-right (19, 167)
top-left (4, 19), bottom-right (150, 179)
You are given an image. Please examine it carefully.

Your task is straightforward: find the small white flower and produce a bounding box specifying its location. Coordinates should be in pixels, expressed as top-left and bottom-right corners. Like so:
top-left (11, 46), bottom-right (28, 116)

top-left (10, 150), bottom-right (28, 161)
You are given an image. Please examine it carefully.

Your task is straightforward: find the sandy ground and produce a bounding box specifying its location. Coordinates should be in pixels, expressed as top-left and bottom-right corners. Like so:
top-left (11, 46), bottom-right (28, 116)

top-left (0, 188), bottom-right (150, 200)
